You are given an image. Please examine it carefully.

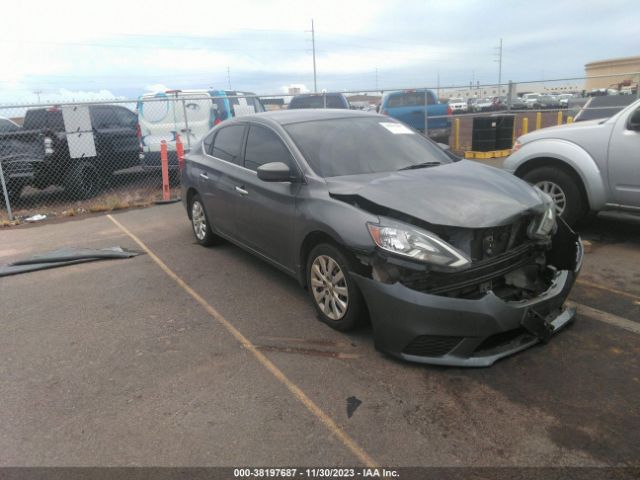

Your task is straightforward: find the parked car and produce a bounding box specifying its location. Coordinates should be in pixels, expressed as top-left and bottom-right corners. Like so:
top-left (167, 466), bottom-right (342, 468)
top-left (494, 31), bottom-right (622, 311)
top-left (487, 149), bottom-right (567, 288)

top-left (505, 99), bottom-right (640, 225)
top-left (380, 89), bottom-right (452, 144)
top-left (522, 93), bottom-right (541, 109)
top-left (507, 96), bottom-right (527, 110)
top-left (288, 93), bottom-right (351, 110)
top-left (0, 117), bottom-right (21, 133)
top-left (181, 109), bottom-right (582, 367)
top-left (533, 95), bottom-right (560, 109)
top-left (0, 128), bottom-right (49, 204)
top-left (138, 89), bottom-right (264, 170)
top-left (473, 97), bottom-right (496, 112)
top-left (557, 93), bottom-right (575, 108)
top-left (7, 105), bottom-right (143, 199)
top-left (448, 97), bottom-right (468, 113)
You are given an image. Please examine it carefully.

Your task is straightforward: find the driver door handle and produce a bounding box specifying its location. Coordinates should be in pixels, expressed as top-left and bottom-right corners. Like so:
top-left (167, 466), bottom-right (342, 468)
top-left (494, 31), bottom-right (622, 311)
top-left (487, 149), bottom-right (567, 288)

top-left (235, 186), bottom-right (249, 195)
top-left (199, 173), bottom-right (208, 180)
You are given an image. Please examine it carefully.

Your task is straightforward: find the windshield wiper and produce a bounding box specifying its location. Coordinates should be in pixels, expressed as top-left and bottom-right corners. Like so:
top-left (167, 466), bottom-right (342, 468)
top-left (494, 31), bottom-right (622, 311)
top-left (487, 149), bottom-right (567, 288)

top-left (398, 162), bottom-right (441, 171)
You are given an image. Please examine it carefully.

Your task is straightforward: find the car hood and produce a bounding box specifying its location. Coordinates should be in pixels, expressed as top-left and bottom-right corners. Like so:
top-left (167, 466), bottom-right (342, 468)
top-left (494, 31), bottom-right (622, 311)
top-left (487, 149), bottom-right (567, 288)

top-left (519, 118), bottom-right (605, 143)
top-left (326, 160), bottom-right (547, 229)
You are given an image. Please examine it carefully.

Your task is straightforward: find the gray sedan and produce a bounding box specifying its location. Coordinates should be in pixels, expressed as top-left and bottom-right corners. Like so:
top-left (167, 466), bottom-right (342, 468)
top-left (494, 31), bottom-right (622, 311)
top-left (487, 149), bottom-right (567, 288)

top-left (181, 110), bottom-right (582, 367)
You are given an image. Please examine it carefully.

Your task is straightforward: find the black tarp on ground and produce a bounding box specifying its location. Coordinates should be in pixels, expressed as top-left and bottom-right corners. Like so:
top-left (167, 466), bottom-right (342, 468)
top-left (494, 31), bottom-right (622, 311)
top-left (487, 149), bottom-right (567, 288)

top-left (0, 246), bottom-right (141, 277)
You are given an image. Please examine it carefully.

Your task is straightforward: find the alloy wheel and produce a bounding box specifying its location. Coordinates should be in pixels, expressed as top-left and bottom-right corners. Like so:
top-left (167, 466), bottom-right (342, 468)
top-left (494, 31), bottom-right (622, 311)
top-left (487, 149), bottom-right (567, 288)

top-left (310, 255), bottom-right (349, 321)
top-left (536, 180), bottom-right (567, 216)
top-left (191, 200), bottom-right (207, 241)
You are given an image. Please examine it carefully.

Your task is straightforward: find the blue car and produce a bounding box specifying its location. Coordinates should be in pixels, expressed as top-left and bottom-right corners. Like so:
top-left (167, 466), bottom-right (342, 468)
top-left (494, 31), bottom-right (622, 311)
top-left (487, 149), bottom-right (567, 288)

top-left (380, 89), bottom-right (452, 144)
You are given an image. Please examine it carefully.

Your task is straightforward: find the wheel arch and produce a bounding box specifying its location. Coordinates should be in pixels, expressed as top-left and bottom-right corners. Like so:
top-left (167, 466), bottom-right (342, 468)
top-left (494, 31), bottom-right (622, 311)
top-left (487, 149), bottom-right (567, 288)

top-left (298, 230), bottom-right (343, 287)
top-left (507, 140), bottom-right (608, 211)
top-left (514, 157), bottom-right (591, 210)
top-left (185, 187), bottom-right (199, 219)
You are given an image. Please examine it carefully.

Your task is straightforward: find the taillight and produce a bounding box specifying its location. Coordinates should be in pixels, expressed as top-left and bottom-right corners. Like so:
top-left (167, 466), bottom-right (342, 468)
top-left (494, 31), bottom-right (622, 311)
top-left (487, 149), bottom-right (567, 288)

top-left (447, 106), bottom-right (453, 116)
top-left (381, 109), bottom-right (388, 115)
top-left (43, 136), bottom-right (54, 155)
top-left (214, 118), bottom-right (222, 126)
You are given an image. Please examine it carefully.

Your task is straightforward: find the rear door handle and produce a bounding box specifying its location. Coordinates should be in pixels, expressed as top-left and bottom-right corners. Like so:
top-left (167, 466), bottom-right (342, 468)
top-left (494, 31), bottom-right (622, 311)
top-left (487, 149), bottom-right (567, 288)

top-left (199, 173), bottom-right (208, 180)
top-left (235, 186), bottom-right (249, 195)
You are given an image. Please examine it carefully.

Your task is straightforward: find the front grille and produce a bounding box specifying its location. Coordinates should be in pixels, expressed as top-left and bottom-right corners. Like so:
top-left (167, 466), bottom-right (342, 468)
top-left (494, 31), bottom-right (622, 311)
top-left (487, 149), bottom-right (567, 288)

top-left (401, 242), bottom-right (543, 296)
top-left (403, 335), bottom-right (463, 357)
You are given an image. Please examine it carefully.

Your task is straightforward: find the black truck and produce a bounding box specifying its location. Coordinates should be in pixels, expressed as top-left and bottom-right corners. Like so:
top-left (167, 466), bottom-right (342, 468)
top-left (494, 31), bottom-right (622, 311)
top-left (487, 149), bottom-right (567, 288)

top-left (0, 105), bottom-right (142, 202)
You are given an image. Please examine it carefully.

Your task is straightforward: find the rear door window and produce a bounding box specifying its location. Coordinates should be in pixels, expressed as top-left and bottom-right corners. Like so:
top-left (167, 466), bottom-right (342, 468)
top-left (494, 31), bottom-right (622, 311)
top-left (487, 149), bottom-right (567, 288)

top-left (244, 125), bottom-right (292, 171)
top-left (211, 125), bottom-right (245, 165)
top-left (23, 109), bottom-right (65, 131)
top-left (91, 106), bottom-right (119, 129)
top-left (113, 107), bottom-right (138, 128)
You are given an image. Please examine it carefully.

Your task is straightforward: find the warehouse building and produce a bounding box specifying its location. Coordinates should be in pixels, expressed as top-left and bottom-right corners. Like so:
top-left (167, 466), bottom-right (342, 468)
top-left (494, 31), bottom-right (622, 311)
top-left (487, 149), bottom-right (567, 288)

top-left (585, 55), bottom-right (640, 92)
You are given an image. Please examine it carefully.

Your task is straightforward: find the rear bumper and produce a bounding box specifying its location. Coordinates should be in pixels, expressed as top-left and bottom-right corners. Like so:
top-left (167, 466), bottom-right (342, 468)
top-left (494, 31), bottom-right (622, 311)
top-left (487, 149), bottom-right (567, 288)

top-left (352, 238), bottom-right (583, 367)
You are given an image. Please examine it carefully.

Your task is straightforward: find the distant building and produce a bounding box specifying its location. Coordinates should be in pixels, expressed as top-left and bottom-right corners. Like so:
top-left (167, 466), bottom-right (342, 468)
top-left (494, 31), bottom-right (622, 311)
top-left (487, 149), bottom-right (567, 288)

top-left (585, 56), bottom-right (640, 91)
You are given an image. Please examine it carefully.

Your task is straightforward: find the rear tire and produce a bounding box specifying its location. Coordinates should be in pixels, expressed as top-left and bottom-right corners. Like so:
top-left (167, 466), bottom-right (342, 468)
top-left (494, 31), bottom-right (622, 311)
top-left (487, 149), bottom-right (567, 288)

top-left (64, 162), bottom-right (101, 200)
top-left (306, 243), bottom-right (366, 332)
top-left (189, 193), bottom-right (222, 246)
top-left (522, 166), bottom-right (587, 226)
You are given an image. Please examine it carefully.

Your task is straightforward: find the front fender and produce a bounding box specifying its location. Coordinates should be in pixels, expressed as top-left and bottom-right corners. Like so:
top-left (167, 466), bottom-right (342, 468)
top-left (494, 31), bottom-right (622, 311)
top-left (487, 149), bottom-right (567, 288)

top-left (503, 139), bottom-right (607, 211)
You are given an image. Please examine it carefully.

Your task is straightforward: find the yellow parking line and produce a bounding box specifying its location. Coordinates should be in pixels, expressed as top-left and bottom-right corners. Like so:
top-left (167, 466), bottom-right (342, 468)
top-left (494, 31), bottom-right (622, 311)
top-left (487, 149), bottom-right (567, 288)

top-left (576, 279), bottom-right (640, 302)
top-left (568, 301), bottom-right (640, 335)
top-left (106, 214), bottom-right (377, 468)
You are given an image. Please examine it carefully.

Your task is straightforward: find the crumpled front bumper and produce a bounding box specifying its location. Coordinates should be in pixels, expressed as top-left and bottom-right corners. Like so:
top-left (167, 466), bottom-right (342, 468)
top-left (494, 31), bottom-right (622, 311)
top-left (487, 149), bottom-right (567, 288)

top-left (352, 235), bottom-right (583, 368)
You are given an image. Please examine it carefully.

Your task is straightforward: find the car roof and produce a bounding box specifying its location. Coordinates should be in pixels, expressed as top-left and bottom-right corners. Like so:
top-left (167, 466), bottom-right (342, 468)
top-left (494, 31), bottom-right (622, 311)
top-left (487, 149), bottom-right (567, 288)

top-left (225, 108), bottom-right (380, 126)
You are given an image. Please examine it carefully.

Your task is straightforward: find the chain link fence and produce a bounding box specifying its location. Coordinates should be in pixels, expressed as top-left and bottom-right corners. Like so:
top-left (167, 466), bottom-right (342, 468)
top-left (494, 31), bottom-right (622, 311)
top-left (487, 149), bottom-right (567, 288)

top-left (1, 73), bottom-right (639, 225)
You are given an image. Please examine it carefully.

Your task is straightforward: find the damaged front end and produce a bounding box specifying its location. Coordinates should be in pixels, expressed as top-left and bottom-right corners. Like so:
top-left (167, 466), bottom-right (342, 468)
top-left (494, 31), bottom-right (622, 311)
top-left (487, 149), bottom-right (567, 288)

top-left (349, 202), bottom-right (583, 367)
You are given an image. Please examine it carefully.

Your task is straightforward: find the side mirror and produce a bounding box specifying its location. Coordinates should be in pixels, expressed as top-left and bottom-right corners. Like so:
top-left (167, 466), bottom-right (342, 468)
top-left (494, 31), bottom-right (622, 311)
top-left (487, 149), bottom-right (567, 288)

top-left (628, 109), bottom-right (640, 131)
top-left (257, 162), bottom-right (293, 182)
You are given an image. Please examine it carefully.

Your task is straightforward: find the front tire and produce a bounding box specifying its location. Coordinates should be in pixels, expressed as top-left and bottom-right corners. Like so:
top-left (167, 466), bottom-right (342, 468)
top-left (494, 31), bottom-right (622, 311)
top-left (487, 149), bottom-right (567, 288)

top-left (190, 194), bottom-right (222, 246)
top-left (522, 166), bottom-right (587, 226)
top-left (306, 243), bottom-right (366, 331)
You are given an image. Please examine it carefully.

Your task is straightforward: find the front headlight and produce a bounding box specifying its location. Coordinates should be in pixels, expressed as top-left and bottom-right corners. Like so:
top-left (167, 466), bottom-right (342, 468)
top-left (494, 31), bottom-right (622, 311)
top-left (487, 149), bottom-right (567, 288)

top-left (528, 203), bottom-right (556, 239)
top-left (367, 223), bottom-right (470, 269)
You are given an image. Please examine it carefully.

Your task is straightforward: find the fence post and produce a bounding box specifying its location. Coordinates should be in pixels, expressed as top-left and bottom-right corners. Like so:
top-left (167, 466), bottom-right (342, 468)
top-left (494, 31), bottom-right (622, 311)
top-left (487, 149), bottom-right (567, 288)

top-left (522, 117), bottom-right (529, 135)
top-left (0, 160), bottom-right (13, 222)
top-left (557, 111), bottom-right (563, 126)
top-left (536, 112), bottom-right (542, 130)
top-left (454, 118), bottom-right (460, 150)
top-left (181, 99), bottom-right (192, 150)
top-left (567, 116), bottom-right (573, 124)
top-left (423, 90), bottom-right (429, 139)
top-left (160, 140), bottom-right (170, 202)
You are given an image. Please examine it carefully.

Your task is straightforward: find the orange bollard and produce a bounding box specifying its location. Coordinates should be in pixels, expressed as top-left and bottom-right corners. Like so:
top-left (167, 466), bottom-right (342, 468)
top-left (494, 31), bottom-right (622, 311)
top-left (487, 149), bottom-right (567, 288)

top-left (160, 140), bottom-right (170, 201)
top-left (176, 134), bottom-right (185, 171)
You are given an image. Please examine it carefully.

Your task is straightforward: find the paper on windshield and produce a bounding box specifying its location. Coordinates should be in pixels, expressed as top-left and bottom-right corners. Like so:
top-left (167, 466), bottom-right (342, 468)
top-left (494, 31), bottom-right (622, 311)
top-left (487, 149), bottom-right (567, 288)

top-left (379, 122), bottom-right (414, 134)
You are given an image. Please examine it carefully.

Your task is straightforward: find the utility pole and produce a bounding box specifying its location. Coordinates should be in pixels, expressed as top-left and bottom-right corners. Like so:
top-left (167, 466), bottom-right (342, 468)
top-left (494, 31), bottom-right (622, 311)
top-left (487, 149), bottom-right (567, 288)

top-left (495, 38), bottom-right (503, 95)
top-left (310, 19), bottom-right (317, 93)
top-left (34, 90), bottom-right (42, 103)
top-left (375, 68), bottom-right (378, 91)
top-left (226, 66), bottom-right (231, 90)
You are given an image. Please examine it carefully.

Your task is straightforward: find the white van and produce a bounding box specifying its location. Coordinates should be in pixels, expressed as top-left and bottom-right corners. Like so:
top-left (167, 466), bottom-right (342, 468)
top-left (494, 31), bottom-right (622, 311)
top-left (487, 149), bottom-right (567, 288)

top-left (137, 89), bottom-right (264, 169)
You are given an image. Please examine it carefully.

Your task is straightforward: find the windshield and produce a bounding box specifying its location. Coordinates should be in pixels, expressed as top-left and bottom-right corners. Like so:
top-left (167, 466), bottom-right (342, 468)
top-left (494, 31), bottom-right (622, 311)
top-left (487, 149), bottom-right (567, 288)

top-left (284, 117), bottom-right (451, 177)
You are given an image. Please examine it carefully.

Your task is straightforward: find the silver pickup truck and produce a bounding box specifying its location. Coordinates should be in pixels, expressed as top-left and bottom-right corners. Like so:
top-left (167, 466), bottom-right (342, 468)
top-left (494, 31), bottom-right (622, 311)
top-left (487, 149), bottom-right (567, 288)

top-left (504, 98), bottom-right (640, 225)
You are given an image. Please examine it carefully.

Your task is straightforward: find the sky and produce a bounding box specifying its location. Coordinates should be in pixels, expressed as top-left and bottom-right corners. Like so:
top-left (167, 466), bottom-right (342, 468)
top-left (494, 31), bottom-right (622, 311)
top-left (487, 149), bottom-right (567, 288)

top-left (1, 0), bottom-right (638, 104)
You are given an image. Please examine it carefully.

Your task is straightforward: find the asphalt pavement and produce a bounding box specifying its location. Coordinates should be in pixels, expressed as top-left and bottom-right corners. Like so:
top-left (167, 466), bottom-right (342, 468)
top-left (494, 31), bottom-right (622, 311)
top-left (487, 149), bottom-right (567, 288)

top-left (0, 204), bottom-right (638, 467)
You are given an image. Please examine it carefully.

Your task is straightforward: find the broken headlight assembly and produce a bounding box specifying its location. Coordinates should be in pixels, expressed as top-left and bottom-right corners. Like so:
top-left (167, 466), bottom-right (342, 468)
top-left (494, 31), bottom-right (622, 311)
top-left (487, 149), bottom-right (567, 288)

top-left (367, 222), bottom-right (470, 269)
top-left (528, 202), bottom-right (557, 240)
